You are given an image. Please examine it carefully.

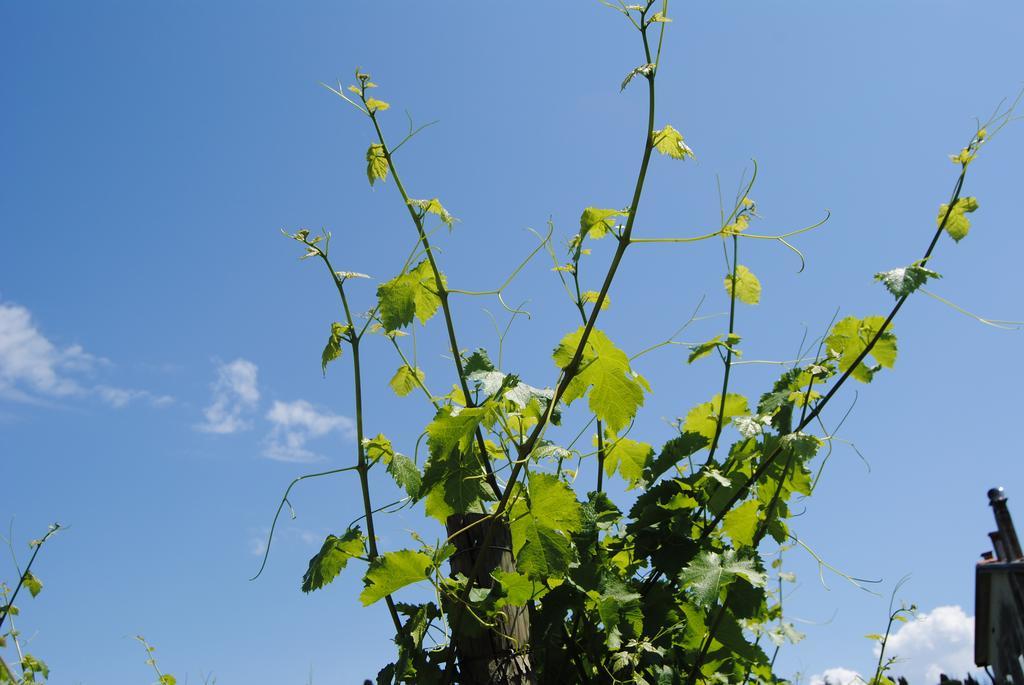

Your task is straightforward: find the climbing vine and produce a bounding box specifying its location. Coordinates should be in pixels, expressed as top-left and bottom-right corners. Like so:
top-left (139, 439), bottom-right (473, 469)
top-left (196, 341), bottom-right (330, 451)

top-left (258, 2), bottom-right (1019, 683)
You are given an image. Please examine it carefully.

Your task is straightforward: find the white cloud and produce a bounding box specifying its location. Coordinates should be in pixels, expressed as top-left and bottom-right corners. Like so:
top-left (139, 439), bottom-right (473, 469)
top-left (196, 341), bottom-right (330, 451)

top-left (0, 302), bottom-right (92, 399)
top-left (263, 399), bottom-right (355, 462)
top-left (0, 301), bottom-right (172, 409)
top-left (880, 605), bottom-right (976, 683)
top-left (811, 606), bottom-right (978, 685)
top-left (197, 359), bottom-right (260, 434)
top-left (810, 667), bottom-right (863, 685)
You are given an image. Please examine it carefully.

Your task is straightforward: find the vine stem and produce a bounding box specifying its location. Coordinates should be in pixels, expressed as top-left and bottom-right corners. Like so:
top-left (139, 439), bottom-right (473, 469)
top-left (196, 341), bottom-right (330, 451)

top-left (680, 167), bottom-right (969, 683)
top-left (441, 7), bottom-right (661, 680)
top-left (697, 168), bottom-right (967, 541)
top-left (364, 104), bottom-right (502, 500)
top-left (318, 249), bottom-right (404, 635)
top-left (0, 522), bottom-right (59, 632)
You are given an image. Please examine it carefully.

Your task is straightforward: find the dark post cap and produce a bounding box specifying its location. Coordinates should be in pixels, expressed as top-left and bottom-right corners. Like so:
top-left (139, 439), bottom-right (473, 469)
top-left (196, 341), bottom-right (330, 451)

top-left (988, 487), bottom-right (1007, 504)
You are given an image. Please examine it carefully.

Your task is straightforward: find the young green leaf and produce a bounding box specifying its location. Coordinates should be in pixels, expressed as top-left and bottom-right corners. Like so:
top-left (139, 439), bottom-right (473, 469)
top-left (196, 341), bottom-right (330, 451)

top-left (725, 265), bottom-right (761, 305)
top-left (408, 198), bottom-right (456, 228)
top-left (376, 260), bottom-right (445, 331)
top-left (359, 549), bottom-right (434, 606)
top-left (22, 571), bottom-right (42, 598)
top-left (321, 322), bottom-right (349, 376)
top-left (651, 124), bottom-right (694, 160)
top-left (366, 143), bottom-right (389, 186)
top-left (365, 97), bottom-right (390, 113)
top-left (602, 435), bottom-right (653, 489)
top-left (721, 500), bottom-right (761, 548)
top-left (825, 315), bottom-right (897, 383)
top-left (939, 196), bottom-right (979, 242)
top-left (302, 528), bottom-right (365, 593)
top-left (510, 472), bottom-right (582, 579)
top-left (874, 263), bottom-right (942, 299)
top-left (683, 394), bottom-right (750, 441)
top-left (363, 434), bottom-right (422, 498)
top-left (387, 453), bottom-right (422, 499)
top-left (678, 549), bottom-right (766, 606)
top-left (580, 207), bottom-right (625, 239)
top-left (621, 63), bottom-right (655, 91)
top-left (687, 333), bottom-right (741, 364)
top-left (553, 327), bottom-right (646, 433)
top-left (389, 365), bottom-right (425, 397)
top-left (582, 290), bottom-right (610, 310)
top-left (420, 404), bottom-right (499, 521)
top-left (492, 570), bottom-right (551, 606)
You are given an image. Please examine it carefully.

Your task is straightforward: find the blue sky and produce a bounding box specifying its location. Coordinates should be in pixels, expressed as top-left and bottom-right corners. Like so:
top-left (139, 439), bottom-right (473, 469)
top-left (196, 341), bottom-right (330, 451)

top-left (2, 2), bottom-right (1023, 683)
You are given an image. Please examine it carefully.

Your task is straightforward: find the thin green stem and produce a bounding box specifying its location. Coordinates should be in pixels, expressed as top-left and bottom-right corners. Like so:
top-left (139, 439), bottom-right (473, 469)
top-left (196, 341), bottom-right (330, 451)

top-left (442, 12), bottom-right (661, 679)
top-left (0, 523), bottom-right (59, 632)
top-left (365, 106), bottom-right (501, 499)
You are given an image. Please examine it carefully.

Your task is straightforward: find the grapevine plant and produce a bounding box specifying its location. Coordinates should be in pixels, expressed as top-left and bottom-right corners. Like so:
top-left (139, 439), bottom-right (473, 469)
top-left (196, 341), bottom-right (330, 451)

top-left (258, 2), bottom-right (1018, 683)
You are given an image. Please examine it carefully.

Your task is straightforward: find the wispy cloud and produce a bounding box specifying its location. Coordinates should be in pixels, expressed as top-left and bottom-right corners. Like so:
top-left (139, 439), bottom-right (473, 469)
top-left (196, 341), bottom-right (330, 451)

top-left (95, 385), bottom-right (174, 409)
top-left (0, 301), bottom-right (171, 408)
top-left (263, 399), bottom-right (355, 462)
top-left (197, 359), bottom-right (260, 434)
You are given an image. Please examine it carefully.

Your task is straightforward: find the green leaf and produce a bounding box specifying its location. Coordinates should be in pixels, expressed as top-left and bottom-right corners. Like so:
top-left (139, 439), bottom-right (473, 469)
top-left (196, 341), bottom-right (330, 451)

top-left (19, 654), bottom-right (49, 678)
top-left (408, 198), bottom-right (456, 228)
top-left (160, 676), bottom-right (177, 685)
top-left (678, 549), bottom-right (766, 607)
top-left (687, 333), bottom-right (741, 364)
top-left (825, 315), bottom-right (897, 383)
top-left (376, 260), bottom-right (445, 331)
top-left (581, 290), bottom-right (610, 310)
top-left (387, 453), bottom-right (422, 499)
top-left (492, 570), bottom-right (550, 606)
top-left (645, 432), bottom-right (709, 482)
top-left (651, 124), bottom-right (694, 160)
top-left (620, 63), bottom-right (655, 91)
top-left (302, 528), bottom-right (365, 593)
top-left (510, 473), bottom-right (582, 579)
top-left (389, 365), bottom-right (425, 397)
top-left (722, 500), bottom-right (761, 548)
top-left (22, 571), bottom-right (42, 598)
top-left (463, 348), bottom-right (494, 375)
top-left (725, 264), bottom-right (761, 305)
top-left (321, 322), bottom-right (349, 376)
top-left (365, 97), bottom-right (390, 113)
top-left (366, 143), bottom-right (389, 186)
top-left (360, 549), bottom-right (434, 606)
top-left (603, 435), bottom-right (652, 489)
top-left (939, 196), bottom-right (979, 242)
top-left (552, 327), bottom-right (646, 433)
top-left (683, 394), bottom-right (749, 441)
top-left (580, 207), bottom-right (625, 240)
top-left (874, 262), bottom-right (942, 299)
top-left (420, 404), bottom-right (498, 521)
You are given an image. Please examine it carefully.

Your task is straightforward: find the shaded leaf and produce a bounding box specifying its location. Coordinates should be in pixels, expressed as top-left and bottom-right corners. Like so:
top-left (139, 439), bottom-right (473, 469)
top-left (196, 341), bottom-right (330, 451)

top-left (302, 528), bottom-right (365, 593)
